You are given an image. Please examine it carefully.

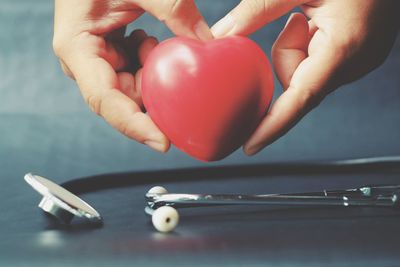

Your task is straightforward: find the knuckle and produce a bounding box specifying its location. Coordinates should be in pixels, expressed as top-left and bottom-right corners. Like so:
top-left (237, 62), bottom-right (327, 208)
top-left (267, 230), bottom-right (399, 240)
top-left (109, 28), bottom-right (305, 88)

top-left (335, 40), bottom-right (353, 60)
top-left (52, 37), bottom-right (64, 57)
top-left (256, 0), bottom-right (268, 11)
top-left (241, 0), bottom-right (267, 17)
top-left (168, 0), bottom-right (184, 15)
top-left (162, 0), bottom-right (193, 21)
top-left (118, 113), bottom-right (145, 143)
top-left (59, 60), bottom-right (74, 79)
top-left (301, 88), bottom-right (324, 111)
top-left (329, 34), bottom-right (359, 62)
top-left (85, 94), bottom-right (103, 116)
top-left (118, 120), bottom-right (131, 139)
top-left (168, 0), bottom-right (180, 13)
top-left (119, 122), bottom-right (139, 142)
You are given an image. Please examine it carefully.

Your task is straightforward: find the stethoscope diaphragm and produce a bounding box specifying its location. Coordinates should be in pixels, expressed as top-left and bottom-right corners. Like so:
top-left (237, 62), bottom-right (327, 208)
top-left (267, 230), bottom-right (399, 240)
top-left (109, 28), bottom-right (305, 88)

top-left (24, 173), bottom-right (102, 225)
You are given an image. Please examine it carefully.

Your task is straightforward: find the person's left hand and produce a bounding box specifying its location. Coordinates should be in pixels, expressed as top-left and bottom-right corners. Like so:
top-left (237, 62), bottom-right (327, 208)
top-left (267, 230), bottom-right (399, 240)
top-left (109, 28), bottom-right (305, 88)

top-left (211, 0), bottom-right (399, 155)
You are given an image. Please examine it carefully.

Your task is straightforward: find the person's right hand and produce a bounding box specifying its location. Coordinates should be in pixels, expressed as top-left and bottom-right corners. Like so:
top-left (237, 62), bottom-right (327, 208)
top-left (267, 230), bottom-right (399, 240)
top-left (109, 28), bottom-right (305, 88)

top-left (53, 0), bottom-right (212, 152)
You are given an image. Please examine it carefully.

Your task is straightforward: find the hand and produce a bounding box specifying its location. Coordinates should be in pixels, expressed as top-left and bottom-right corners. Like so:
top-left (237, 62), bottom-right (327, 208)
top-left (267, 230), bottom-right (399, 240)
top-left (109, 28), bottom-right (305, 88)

top-left (53, 0), bottom-right (212, 152)
top-left (211, 0), bottom-right (399, 155)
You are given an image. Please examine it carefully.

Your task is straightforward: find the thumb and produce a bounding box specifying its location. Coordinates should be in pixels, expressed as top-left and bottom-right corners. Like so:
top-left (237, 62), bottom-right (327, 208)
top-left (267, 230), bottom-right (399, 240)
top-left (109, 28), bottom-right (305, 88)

top-left (136, 0), bottom-right (213, 41)
top-left (244, 13), bottom-right (341, 155)
top-left (211, 0), bottom-right (307, 37)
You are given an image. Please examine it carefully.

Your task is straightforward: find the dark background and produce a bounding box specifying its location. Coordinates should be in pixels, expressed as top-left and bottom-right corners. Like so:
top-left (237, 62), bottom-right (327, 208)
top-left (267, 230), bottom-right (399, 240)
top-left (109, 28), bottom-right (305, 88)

top-left (0, 0), bottom-right (399, 266)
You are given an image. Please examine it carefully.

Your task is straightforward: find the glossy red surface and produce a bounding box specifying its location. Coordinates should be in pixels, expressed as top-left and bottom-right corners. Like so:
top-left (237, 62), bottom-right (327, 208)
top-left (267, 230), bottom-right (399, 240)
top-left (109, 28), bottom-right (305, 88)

top-left (142, 36), bottom-right (274, 161)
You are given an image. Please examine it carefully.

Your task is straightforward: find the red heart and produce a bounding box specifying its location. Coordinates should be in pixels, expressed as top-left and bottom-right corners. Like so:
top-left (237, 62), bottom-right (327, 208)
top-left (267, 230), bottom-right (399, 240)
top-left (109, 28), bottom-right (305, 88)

top-left (142, 36), bottom-right (274, 161)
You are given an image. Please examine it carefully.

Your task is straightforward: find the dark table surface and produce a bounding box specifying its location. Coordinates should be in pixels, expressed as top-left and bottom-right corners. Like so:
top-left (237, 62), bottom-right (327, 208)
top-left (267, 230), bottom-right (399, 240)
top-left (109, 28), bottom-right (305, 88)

top-left (3, 163), bottom-right (400, 267)
top-left (1, 0), bottom-right (400, 266)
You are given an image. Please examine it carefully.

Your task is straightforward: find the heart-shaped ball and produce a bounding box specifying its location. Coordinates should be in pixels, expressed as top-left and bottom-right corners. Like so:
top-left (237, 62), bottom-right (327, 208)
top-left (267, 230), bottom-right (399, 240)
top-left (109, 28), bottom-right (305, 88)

top-left (142, 36), bottom-right (274, 161)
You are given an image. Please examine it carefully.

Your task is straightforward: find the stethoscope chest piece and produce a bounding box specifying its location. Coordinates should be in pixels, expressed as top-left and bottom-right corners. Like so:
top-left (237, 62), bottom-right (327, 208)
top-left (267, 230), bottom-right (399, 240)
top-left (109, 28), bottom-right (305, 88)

top-left (24, 173), bottom-right (102, 224)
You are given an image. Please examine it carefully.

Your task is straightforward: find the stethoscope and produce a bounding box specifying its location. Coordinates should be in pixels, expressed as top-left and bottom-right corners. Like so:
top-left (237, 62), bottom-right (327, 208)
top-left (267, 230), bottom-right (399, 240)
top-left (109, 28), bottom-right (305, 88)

top-left (24, 156), bottom-right (400, 233)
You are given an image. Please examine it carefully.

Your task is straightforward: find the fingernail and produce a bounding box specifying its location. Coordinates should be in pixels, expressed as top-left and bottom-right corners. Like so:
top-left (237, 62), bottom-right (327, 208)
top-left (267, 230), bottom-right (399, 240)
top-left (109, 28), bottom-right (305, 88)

top-left (144, 140), bottom-right (166, 153)
top-left (284, 13), bottom-right (295, 28)
top-left (243, 144), bottom-right (262, 156)
top-left (211, 14), bottom-right (235, 38)
top-left (194, 20), bottom-right (213, 41)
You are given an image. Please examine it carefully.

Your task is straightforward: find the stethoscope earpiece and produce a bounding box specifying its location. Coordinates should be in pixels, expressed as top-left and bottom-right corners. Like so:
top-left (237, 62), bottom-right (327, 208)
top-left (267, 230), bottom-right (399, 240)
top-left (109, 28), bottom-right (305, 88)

top-left (145, 186), bottom-right (180, 233)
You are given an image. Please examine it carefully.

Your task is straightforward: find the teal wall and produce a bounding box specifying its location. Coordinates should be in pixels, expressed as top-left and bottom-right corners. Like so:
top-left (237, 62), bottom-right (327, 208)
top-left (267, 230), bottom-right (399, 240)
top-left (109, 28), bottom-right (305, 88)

top-left (0, 0), bottom-right (399, 182)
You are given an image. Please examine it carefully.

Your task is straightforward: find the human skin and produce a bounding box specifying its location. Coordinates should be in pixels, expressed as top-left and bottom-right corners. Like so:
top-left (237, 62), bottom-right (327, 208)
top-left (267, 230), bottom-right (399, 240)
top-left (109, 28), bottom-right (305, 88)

top-left (211, 0), bottom-right (399, 155)
top-left (53, 0), bottom-right (212, 153)
top-left (54, 0), bottom-right (399, 157)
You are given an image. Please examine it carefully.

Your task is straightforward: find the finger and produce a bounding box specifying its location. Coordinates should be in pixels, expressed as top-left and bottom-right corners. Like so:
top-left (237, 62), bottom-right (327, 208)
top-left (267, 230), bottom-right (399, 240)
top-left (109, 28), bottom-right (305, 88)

top-left (211, 0), bottom-right (308, 37)
top-left (122, 29), bottom-right (148, 72)
top-left (117, 70), bottom-right (144, 109)
top-left (62, 36), bottom-right (170, 152)
top-left (243, 85), bottom-right (322, 156)
top-left (244, 29), bottom-right (341, 155)
top-left (138, 36), bottom-right (158, 65)
top-left (272, 13), bottom-right (309, 90)
top-left (122, 32), bottom-right (158, 72)
top-left (126, 29), bottom-right (148, 51)
top-left (67, 37), bottom-right (127, 71)
top-left (103, 41), bottom-right (127, 71)
top-left (135, 0), bottom-right (213, 41)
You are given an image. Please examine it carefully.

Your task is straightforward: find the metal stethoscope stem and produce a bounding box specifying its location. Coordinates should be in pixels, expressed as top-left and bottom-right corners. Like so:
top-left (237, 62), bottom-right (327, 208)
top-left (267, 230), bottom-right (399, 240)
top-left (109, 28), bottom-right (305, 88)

top-left (144, 185), bottom-right (400, 232)
top-left (146, 185), bottom-right (400, 210)
top-left (146, 192), bottom-right (398, 210)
